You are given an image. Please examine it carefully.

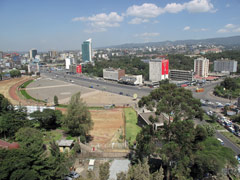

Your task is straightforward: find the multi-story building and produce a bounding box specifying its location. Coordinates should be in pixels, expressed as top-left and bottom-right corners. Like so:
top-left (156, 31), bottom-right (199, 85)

top-left (214, 59), bottom-right (237, 73)
top-left (0, 51), bottom-right (3, 59)
top-left (49, 51), bottom-right (57, 58)
top-left (149, 59), bottom-right (169, 82)
top-left (29, 49), bottom-right (37, 59)
top-left (65, 58), bottom-right (71, 70)
top-left (82, 39), bottom-right (92, 62)
top-left (194, 57), bottom-right (209, 77)
top-left (169, 69), bottom-right (193, 81)
top-left (103, 68), bottom-right (125, 81)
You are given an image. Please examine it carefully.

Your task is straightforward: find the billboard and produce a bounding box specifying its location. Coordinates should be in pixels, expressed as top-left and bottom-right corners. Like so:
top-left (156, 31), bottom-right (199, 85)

top-left (76, 65), bottom-right (82, 74)
top-left (161, 59), bottom-right (169, 75)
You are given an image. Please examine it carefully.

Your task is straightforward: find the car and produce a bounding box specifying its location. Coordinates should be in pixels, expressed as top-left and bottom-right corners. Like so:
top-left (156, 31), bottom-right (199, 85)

top-left (119, 92), bottom-right (123, 95)
top-left (69, 171), bottom-right (80, 179)
top-left (217, 138), bottom-right (224, 145)
top-left (236, 154), bottom-right (240, 164)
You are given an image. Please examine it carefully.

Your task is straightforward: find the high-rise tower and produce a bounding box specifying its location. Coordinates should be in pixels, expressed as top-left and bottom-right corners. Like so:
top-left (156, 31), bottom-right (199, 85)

top-left (82, 39), bottom-right (92, 62)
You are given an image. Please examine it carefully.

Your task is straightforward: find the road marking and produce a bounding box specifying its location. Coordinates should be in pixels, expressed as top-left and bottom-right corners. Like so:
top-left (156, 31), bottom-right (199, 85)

top-left (26, 84), bottom-right (76, 90)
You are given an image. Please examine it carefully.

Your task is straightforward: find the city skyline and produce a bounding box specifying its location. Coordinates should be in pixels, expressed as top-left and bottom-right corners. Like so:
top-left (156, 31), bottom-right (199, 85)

top-left (0, 0), bottom-right (240, 51)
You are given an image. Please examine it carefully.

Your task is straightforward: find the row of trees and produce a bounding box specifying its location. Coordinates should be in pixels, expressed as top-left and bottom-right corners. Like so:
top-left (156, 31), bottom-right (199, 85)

top-left (214, 77), bottom-right (240, 98)
top-left (83, 56), bottom-right (149, 80)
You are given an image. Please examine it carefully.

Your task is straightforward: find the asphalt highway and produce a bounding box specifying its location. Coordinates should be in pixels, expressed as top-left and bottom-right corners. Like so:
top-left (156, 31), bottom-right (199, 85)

top-left (41, 71), bottom-right (152, 99)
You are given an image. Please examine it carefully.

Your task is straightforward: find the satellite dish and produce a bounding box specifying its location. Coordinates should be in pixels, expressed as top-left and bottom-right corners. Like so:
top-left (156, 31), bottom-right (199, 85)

top-left (133, 93), bottom-right (138, 99)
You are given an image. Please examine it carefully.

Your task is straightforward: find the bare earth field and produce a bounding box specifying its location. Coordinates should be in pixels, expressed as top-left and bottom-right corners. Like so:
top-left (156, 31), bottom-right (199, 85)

top-left (0, 76), bottom-right (32, 105)
top-left (89, 108), bottom-right (125, 150)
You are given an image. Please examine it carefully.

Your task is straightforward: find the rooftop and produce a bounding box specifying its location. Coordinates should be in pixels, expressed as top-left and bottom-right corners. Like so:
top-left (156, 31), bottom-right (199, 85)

top-left (57, 140), bottom-right (74, 147)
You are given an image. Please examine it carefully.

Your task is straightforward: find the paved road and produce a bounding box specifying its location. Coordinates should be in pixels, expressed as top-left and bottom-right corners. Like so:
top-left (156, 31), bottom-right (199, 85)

top-left (42, 70), bottom-right (240, 154)
top-left (41, 71), bottom-right (152, 98)
top-left (192, 81), bottom-right (236, 104)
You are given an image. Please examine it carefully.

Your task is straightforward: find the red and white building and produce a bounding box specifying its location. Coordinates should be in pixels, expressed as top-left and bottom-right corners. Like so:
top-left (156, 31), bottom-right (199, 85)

top-left (76, 65), bottom-right (82, 74)
top-left (149, 59), bottom-right (169, 82)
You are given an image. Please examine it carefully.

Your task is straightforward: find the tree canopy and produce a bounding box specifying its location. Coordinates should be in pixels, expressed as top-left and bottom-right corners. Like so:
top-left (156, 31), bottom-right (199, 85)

top-left (63, 92), bottom-right (93, 139)
top-left (30, 109), bottom-right (62, 130)
top-left (134, 84), bottom-right (237, 179)
top-left (214, 77), bottom-right (240, 98)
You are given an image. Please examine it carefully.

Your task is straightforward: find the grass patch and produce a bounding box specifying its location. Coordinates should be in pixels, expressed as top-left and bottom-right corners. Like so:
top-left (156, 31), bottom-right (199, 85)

top-left (222, 132), bottom-right (240, 148)
top-left (209, 122), bottom-right (225, 131)
top-left (20, 79), bottom-right (34, 88)
top-left (66, 135), bottom-right (77, 141)
top-left (203, 114), bottom-right (211, 121)
top-left (20, 89), bottom-right (44, 102)
top-left (124, 107), bottom-right (141, 145)
top-left (56, 104), bottom-right (68, 108)
top-left (43, 129), bottom-right (63, 145)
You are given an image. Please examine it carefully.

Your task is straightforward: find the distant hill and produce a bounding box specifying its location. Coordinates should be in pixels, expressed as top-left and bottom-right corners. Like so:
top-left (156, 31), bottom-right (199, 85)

top-left (103, 35), bottom-right (240, 49)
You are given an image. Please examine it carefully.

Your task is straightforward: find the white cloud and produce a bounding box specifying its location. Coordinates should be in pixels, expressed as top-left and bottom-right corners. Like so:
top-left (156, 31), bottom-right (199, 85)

top-left (164, 3), bottom-right (184, 13)
top-left (72, 12), bottom-right (123, 32)
top-left (233, 28), bottom-right (240, 33)
top-left (184, 0), bottom-right (215, 13)
top-left (199, 28), bottom-right (208, 31)
top-left (226, 4), bottom-right (230, 8)
top-left (217, 29), bottom-right (229, 33)
top-left (183, 26), bottom-right (190, 31)
top-left (217, 24), bottom-right (240, 33)
top-left (126, 3), bottom-right (164, 18)
top-left (128, 18), bottom-right (149, 24)
top-left (225, 24), bottom-right (235, 29)
top-left (126, 0), bottom-right (216, 24)
top-left (135, 32), bottom-right (160, 37)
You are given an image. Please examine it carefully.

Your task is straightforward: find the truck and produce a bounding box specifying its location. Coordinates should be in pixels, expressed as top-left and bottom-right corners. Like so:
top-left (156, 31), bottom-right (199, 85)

top-left (195, 88), bottom-right (204, 93)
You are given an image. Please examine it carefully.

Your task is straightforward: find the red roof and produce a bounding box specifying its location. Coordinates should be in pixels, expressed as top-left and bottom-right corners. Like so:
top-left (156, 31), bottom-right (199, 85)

top-left (0, 139), bottom-right (20, 150)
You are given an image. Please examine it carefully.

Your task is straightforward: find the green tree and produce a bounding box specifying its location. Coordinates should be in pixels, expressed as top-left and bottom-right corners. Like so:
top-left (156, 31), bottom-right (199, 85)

top-left (9, 69), bottom-right (21, 78)
top-left (64, 92), bottom-right (93, 138)
top-left (0, 128), bottom-right (49, 180)
top-left (0, 110), bottom-right (29, 138)
top-left (0, 148), bottom-right (40, 180)
top-left (15, 127), bottom-right (45, 157)
top-left (127, 158), bottom-right (151, 180)
top-left (0, 93), bottom-right (13, 113)
top-left (47, 141), bottom-right (71, 179)
top-left (99, 162), bottom-right (110, 180)
top-left (54, 95), bottom-right (59, 106)
top-left (30, 109), bottom-right (62, 130)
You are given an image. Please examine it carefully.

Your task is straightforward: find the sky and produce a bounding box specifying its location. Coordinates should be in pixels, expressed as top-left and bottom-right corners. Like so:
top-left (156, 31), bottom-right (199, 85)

top-left (0, 0), bottom-right (240, 51)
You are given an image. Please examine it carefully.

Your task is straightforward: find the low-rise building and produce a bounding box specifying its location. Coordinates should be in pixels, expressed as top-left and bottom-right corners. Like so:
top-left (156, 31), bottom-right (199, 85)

top-left (103, 68), bottom-right (125, 81)
top-left (138, 111), bottom-right (173, 130)
top-left (169, 69), bottom-right (193, 81)
top-left (57, 140), bottom-right (74, 152)
top-left (119, 75), bottom-right (143, 85)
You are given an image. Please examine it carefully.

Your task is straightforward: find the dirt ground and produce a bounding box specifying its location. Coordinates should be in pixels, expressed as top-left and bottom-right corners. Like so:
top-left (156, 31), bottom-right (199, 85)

top-left (0, 76), bottom-right (32, 105)
top-left (89, 108), bottom-right (125, 148)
